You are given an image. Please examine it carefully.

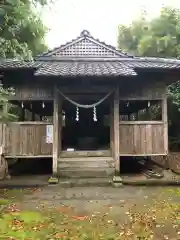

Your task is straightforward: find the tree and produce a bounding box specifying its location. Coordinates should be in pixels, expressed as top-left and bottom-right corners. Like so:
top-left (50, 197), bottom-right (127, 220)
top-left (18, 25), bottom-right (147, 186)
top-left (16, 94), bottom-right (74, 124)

top-left (0, 0), bottom-right (50, 121)
top-left (0, 0), bottom-right (49, 59)
top-left (118, 6), bottom-right (180, 58)
top-left (118, 6), bottom-right (180, 143)
top-left (118, 6), bottom-right (180, 107)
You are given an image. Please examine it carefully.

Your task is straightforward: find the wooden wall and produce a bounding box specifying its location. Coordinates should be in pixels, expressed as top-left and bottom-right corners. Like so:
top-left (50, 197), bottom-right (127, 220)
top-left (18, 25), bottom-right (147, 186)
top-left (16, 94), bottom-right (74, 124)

top-left (119, 122), bottom-right (165, 155)
top-left (0, 81), bottom-right (168, 158)
top-left (118, 82), bottom-right (167, 156)
top-left (3, 122), bottom-right (52, 157)
top-left (119, 82), bottom-right (167, 100)
top-left (12, 84), bottom-right (53, 100)
top-left (10, 82), bottom-right (167, 101)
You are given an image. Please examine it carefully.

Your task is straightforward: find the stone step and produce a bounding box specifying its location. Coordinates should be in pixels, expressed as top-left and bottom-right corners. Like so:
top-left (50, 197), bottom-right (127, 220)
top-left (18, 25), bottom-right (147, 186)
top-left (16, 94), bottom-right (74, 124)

top-left (57, 157), bottom-right (114, 178)
top-left (58, 157), bottom-right (114, 168)
top-left (58, 169), bottom-right (114, 178)
top-left (60, 150), bottom-right (111, 158)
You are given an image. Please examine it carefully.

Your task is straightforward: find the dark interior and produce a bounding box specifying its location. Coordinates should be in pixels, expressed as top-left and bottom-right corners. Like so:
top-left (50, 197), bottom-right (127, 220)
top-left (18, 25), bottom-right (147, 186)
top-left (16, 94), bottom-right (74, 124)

top-left (62, 102), bottom-right (110, 150)
top-left (120, 157), bottom-right (144, 174)
top-left (9, 158), bottom-right (52, 176)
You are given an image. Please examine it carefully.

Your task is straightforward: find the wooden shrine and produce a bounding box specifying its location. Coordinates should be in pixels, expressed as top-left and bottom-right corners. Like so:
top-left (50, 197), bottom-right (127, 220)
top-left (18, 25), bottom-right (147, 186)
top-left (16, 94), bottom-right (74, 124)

top-left (0, 30), bottom-right (180, 182)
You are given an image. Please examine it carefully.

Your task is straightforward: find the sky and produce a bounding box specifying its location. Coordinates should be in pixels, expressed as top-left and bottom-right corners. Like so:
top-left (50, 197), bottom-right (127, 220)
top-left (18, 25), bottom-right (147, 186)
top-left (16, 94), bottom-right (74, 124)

top-left (41, 0), bottom-right (180, 49)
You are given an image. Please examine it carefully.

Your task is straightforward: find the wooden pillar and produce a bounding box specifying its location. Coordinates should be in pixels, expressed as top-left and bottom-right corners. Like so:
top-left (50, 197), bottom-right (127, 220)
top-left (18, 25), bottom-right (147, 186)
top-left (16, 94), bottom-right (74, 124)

top-left (52, 87), bottom-right (62, 176)
top-left (113, 88), bottom-right (120, 178)
top-left (110, 98), bottom-right (114, 156)
top-left (162, 94), bottom-right (168, 155)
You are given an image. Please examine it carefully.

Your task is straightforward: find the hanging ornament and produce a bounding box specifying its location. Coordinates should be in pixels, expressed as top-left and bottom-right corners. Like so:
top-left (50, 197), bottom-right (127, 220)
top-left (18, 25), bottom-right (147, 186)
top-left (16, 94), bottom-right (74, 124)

top-left (21, 102), bottom-right (24, 108)
top-left (126, 101), bottom-right (129, 107)
top-left (93, 106), bottom-right (97, 122)
top-left (42, 102), bottom-right (45, 108)
top-left (148, 101), bottom-right (150, 107)
top-left (30, 103), bottom-right (32, 109)
top-left (75, 106), bottom-right (79, 121)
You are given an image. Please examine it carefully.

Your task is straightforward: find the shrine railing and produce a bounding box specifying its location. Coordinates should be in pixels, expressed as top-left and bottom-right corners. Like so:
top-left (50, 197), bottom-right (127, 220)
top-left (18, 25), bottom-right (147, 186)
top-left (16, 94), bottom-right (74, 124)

top-left (119, 121), bottom-right (165, 156)
top-left (1, 122), bottom-right (53, 158)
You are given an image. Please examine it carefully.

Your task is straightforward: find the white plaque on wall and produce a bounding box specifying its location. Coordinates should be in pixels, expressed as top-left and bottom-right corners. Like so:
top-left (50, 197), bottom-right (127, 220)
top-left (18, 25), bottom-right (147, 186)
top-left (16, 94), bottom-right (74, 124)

top-left (46, 125), bottom-right (53, 143)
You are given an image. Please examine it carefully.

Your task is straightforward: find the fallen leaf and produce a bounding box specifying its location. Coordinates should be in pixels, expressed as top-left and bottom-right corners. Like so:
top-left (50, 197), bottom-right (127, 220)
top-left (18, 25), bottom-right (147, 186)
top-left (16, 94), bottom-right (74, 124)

top-left (72, 215), bottom-right (89, 220)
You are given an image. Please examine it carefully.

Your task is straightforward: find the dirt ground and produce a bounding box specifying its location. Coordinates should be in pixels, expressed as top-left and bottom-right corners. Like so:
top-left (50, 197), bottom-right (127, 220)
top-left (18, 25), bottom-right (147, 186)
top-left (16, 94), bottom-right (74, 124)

top-left (0, 186), bottom-right (180, 239)
top-left (20, 186), bottom-right (179, 212)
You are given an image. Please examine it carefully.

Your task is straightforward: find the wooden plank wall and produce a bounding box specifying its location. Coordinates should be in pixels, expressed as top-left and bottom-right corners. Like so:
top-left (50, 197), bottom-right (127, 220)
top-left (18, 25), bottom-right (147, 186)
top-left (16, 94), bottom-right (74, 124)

top-left (4, 123), bottom-right (52, 157)
top-left (119, 82), bottom-right (167, 100)
top-left (12, 84), bottom-right (53, 100)
top-left (119, 122), bottom-right (165, 155)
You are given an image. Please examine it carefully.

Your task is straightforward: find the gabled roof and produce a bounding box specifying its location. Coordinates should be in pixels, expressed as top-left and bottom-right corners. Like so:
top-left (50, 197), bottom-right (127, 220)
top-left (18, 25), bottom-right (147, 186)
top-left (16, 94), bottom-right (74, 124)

top-left (37, 30), bottom-right (132, 59)
top-left (1, 31), bottom-right (180, 77)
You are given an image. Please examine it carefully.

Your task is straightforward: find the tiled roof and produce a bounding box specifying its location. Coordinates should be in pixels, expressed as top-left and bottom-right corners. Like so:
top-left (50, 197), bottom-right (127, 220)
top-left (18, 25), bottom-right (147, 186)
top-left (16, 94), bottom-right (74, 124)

top-left (1, 58), bottom-right (180, 77)
top-left (121, 57), bottom-right (180, 69)
top-left (34, 60), bottom-right (137, 76)
top-left (34, 58), bottom-right (180, 76)
top-left (1, 31), bottom-right (180, 77)
top-left (0, 59), bottom-right (35, 69)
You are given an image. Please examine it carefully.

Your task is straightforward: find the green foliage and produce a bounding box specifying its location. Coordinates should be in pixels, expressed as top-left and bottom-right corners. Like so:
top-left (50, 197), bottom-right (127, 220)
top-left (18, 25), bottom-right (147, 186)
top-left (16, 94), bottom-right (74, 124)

top-left (118, 6), bottom-right (180, 108)
top-left (0, 0), bottom-right (48, 60)
top-left (0, 0), bottom-right (49, 121)
top-left (0, 85), bottom-right (18, 122)
top-left (118, 6), bottom-right (180, 58)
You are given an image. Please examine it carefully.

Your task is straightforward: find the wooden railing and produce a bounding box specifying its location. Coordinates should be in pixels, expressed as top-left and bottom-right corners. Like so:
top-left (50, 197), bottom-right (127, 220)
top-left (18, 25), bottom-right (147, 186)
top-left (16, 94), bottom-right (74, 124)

top-left (2, 122), bottom-right (53, 158)
top-left (0, 120), bottom-right (167, 158)
top-left (119, 121), bottom-right (165, 156)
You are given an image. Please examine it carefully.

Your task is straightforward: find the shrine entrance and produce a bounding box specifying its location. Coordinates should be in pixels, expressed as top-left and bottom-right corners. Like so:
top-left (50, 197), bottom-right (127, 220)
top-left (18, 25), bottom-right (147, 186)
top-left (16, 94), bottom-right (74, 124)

top-left (62, 101), bottom-right (110, 151)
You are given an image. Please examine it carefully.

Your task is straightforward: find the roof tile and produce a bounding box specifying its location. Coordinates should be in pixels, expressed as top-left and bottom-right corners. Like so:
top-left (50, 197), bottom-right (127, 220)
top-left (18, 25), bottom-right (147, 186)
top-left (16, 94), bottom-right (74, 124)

top-left (35, 61), bottom-right (137, 76)
top-left (1, 31), bottom-right (180, 77)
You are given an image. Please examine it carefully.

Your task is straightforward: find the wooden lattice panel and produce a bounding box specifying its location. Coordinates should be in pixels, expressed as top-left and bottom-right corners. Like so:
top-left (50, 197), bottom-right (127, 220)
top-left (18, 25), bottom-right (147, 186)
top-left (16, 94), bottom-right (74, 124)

top-left (52, 39), bottom-right (119, 57)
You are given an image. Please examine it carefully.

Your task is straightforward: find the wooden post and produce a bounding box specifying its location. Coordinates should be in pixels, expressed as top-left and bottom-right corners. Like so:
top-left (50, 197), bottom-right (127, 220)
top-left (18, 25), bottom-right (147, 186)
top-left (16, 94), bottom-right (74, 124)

top-left (110, 99), bottom-right (114, 156)
top-left (52, 86), bottom-right (62, 178)
top-left (112, 88), bottom-right (122, 184)
top-left (162, 94), bottom-right (169, 168)
top-left (162, 95), bottom-right (168, 154)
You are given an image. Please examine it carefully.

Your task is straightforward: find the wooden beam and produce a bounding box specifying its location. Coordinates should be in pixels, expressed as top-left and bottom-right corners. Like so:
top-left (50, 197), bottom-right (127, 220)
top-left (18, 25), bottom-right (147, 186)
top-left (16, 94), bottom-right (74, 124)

top-left (59, 85), bottom-right (113, 94)
top-left (119, 121), bottom-right (163, 125)
top-left (5, 155), bottom-right (52, 158)
top-left (162, 94), bottom-right (168, 155)
top-left (119, 153), bottom-right (167, 156)
top-left (113, 88), bottom-right (120, 176)
top-left (11, 84), bottom-right (53, 101)
top-left (52, 86), bottom-right (62, 176)
top-left (7, 121), bottom-right (51, 125)
top-left (110, 99), bottom-right (114, 157)
top-left (0, 124), bottom-right (6, 148)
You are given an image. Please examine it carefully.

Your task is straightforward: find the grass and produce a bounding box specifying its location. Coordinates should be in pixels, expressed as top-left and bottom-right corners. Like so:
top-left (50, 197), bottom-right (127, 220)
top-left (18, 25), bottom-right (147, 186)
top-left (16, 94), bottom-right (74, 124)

top-left (0, 188), bottom-right (179, 240)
